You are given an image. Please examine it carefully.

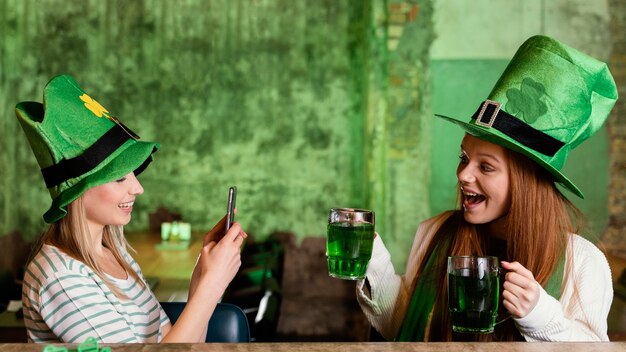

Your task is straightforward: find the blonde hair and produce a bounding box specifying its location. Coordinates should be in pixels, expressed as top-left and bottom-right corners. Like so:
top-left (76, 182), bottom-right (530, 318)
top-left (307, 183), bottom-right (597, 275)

top-left (421, 146), bottom-right (582, 341)
top-left (31, 197), bottom-right (145, 298)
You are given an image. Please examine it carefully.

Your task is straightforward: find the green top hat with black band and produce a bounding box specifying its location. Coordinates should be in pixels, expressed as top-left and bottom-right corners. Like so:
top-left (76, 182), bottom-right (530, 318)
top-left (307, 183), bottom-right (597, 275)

top-left (16, 75), bottom-right (160, 223)
top-left (436, 35), bottom-right (618, 198)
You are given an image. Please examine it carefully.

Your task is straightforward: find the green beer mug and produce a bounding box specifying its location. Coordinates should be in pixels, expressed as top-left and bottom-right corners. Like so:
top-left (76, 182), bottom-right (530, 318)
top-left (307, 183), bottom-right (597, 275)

top-left (326, 208), bottom-right (375, 280)
top-left (447, 256), bottom-right (500, 334)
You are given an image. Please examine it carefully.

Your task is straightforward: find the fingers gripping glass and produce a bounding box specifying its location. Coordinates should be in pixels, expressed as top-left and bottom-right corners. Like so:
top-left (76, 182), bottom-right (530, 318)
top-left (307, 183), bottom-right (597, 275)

top-left (225, 186), bottom-right (237, 233)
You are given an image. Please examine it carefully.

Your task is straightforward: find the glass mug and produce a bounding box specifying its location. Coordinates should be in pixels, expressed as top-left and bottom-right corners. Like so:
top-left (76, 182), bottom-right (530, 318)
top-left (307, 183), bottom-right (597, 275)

top-left (326, 208), bottom-right (375, 280)
top-left (447, 256), bottom-right (500, 334)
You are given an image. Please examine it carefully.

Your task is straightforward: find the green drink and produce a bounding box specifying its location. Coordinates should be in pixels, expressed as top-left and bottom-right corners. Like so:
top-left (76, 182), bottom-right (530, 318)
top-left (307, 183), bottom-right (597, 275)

top-left (447, 256), bottom-right (500, 334)
top-left (326, 208), bottom-right (375, 280)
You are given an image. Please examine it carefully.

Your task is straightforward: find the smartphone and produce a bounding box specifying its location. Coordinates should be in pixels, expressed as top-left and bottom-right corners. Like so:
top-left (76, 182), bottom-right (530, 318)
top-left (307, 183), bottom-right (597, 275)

top-left (225, 186), bottom-right (237, 232)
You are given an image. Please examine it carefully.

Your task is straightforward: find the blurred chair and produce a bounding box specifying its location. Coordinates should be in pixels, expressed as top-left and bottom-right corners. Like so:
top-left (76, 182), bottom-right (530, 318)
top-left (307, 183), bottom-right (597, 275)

top-left (160, 302), bottom-right (250, 343)
top-left (222, 236), bottom-right (284, 341)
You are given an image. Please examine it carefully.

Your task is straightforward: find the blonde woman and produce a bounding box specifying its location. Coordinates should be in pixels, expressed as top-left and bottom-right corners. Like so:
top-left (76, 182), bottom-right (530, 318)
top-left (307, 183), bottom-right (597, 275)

top-left (17, 75), bottom-right (246, 343)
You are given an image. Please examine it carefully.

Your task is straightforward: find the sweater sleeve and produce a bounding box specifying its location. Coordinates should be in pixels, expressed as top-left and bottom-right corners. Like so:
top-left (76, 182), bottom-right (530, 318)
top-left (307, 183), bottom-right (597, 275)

top-left (355, 213), bottom-right (452, 341)
top-left (355, 234), bottom-right (405, 340)
top-left (514, 235), bottom-right (613, 341)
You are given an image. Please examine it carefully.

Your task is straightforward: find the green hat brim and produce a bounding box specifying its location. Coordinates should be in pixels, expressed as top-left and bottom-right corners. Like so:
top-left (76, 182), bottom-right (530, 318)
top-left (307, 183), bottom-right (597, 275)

top-left (435, 113), bottom-right (584, 199)
top-left (43, 139), bottom-right (159, 223)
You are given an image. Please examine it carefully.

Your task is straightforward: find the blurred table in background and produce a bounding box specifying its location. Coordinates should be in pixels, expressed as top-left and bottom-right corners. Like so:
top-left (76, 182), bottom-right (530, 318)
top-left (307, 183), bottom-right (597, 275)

top-left (0, 309), bottom-right (26, 342)
top-left (125, 231), bottom-right (202, 302)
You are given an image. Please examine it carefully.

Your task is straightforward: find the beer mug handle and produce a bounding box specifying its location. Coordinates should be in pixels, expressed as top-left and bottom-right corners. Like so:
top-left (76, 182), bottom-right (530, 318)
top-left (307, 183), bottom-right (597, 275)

top-left (496, 266), bottom-right (511, 325)
top-left (496, 314), bottom-right (512, 325)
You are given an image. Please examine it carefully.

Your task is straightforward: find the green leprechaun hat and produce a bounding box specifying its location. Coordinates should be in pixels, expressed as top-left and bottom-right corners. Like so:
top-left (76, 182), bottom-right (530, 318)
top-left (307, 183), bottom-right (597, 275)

top-left (436, 35), bottom-right (618, 198)
top-left (15, 75), bottom-right (159, 223)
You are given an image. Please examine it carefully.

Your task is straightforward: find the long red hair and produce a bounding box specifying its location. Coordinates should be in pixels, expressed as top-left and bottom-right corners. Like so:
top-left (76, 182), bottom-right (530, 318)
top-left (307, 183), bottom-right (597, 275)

top-left (418, 146), bottom-right (582, 341)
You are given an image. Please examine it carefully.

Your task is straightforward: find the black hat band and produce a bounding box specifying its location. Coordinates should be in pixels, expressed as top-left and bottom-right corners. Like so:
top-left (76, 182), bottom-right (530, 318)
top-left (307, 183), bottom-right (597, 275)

top-left (41, 123), bottom-right (137, 188)
top-left (472, 100), bottom-right (564, 157)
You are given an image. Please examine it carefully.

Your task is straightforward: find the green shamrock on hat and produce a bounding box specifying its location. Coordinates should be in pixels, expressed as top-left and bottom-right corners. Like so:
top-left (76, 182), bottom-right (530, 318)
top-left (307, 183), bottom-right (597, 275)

top-left (80, 94), bottom-right (111, 119)
top-left (505, 77), bottom-right (548, 124)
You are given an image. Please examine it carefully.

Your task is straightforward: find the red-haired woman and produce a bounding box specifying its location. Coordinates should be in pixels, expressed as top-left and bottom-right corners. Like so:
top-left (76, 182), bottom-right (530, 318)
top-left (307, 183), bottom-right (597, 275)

top-left (357, 35), bottom-right (616, 342)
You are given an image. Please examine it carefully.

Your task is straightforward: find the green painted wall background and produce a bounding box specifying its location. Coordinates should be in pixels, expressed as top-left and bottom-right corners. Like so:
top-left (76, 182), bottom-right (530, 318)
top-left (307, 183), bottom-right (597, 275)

top-left (0, 0), bottom-right (434, 270)
top-left (0, 0), bottom-right (364, 237)
top-left (0, 0), bottom-right (611, 271)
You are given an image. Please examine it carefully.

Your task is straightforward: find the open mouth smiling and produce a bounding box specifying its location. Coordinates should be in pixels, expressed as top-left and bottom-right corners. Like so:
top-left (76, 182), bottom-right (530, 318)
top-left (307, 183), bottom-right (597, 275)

top-left (462, 189), bottom-right (486, 207)
top-left (118, 201), bottom-right (134, 209)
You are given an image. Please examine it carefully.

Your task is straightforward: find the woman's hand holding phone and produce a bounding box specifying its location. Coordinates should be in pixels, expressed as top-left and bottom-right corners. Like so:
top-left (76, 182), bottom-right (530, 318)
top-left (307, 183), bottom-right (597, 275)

top-left (188, 187), bottom-right (245, 298)
top-left (190, 216), bottom-right (247, 298)
top-left (171, 187), bottom-right (247, 342)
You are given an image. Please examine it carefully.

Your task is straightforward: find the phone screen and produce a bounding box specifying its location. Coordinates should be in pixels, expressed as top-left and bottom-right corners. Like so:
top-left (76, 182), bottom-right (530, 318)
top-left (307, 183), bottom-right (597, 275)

top-left (225, 186), bottom-right (237, 231)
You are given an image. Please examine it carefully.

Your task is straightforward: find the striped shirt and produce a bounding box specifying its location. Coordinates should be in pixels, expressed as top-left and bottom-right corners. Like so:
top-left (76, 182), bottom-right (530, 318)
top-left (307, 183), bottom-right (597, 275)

top-left (22, 244), bottom-right (170, 343)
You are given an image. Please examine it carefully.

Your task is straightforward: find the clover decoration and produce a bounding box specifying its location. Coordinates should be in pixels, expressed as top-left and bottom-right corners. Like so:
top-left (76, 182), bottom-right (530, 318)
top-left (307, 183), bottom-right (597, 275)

top-left (79, 94), bottom-right (140, 140)
top-left (505, 77), bottom-right (547, 124)
top-left (80, 94), bottom-right (111, 119)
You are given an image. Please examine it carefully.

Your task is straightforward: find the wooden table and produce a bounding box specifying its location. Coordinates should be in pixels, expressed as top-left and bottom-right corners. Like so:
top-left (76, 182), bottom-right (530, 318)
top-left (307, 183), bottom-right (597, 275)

top-left (1, 342), bottom-right (625, 351)
top-left (125, 231), bottom-right (203, 301)
top-left (0, 310), bottom-right (26, 342)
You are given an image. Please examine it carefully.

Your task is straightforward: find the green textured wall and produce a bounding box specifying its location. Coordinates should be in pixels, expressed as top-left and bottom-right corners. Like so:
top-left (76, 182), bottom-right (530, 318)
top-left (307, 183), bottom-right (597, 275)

top-left (0, 0), bottom-right (434, 270)
top-left (0, 0), bottom-right (359, 238)
top-left (371, 1), bottom-right (434, 270)
top-left (3, 0), bottom-right (608, 273)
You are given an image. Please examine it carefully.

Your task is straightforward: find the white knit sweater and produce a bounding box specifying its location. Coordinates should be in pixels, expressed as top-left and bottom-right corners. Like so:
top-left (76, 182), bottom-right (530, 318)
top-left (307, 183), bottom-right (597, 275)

top-left (356, 213), bottom-right (614, 341)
